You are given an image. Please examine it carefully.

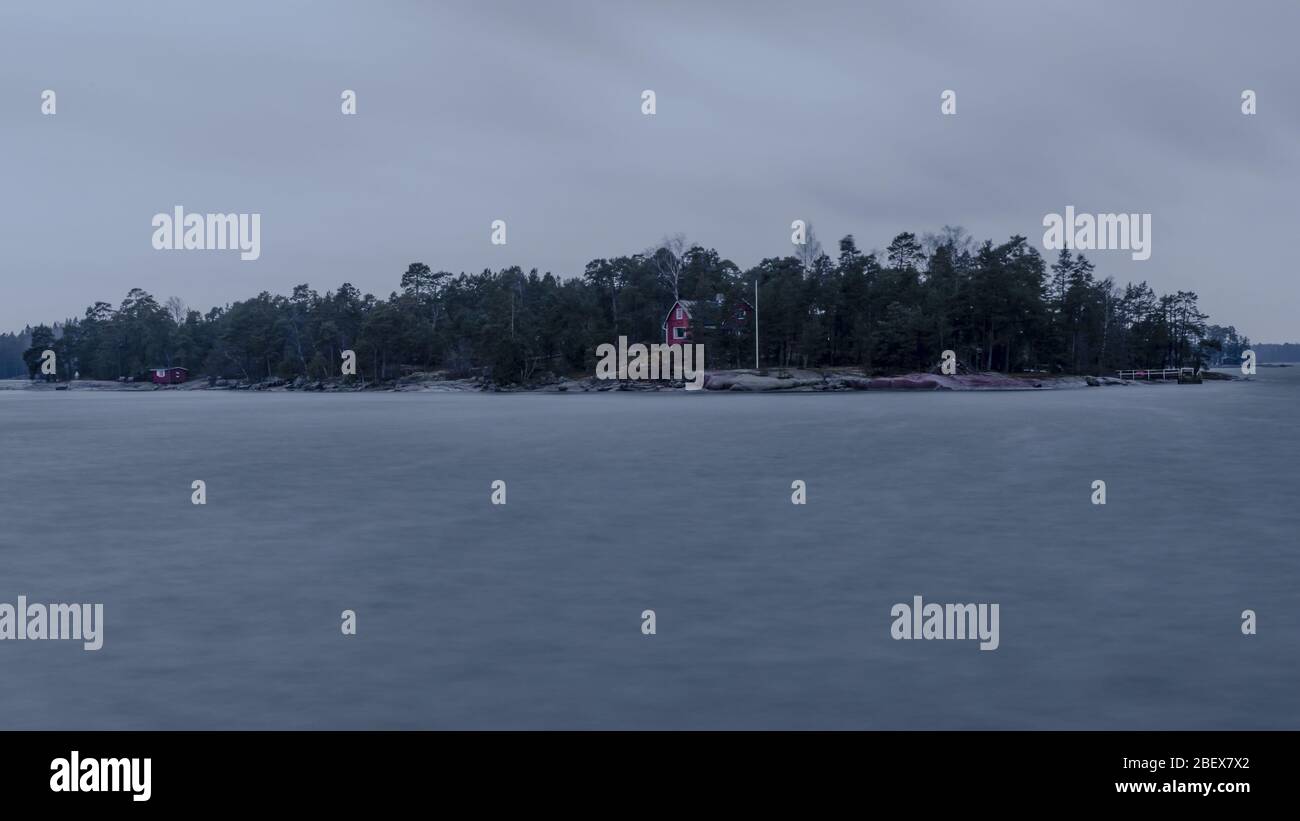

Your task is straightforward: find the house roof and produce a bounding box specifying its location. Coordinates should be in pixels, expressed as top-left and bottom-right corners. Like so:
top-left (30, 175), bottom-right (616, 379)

top-left (662, 299), bottom-right (693, 329)
top-left (662, 297), bottom-right (754, 329)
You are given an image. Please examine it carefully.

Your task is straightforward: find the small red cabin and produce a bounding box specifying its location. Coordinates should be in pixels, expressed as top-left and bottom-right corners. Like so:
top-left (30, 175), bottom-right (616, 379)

top-left (664, 300), bottom-right (693, 345)
top-left (662, 297), bottom-right (753, 346)
top-left (151, 366), bottom-right (189, 385)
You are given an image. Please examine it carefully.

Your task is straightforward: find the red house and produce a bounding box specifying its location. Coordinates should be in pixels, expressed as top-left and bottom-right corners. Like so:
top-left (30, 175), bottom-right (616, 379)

top-left (151, 366), bottom-right (189, 385)
top-left (662, 296), bottom-right (753, 346)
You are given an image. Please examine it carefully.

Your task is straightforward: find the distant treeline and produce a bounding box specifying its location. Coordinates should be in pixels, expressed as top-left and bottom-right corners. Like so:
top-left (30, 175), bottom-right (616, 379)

top-left (1252, 343), bottom-right (1300, 363)
top-left (0, 330), bottom-right (31, 379)
top-left (8, 227), bottom-right (1254, 383)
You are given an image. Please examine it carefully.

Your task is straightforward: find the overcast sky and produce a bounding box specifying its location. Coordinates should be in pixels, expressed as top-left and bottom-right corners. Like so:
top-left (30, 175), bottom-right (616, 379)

top-left (2, 0), bottom-right (1297, 340)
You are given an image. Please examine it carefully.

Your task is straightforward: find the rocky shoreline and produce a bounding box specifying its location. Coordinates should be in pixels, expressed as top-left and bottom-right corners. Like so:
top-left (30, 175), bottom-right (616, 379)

top-left (2, 368), bottom-right (1237, 394)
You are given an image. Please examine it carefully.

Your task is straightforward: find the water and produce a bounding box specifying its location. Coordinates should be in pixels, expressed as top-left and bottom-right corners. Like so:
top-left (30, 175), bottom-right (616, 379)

top-left (1, 369), bottom-right (1297, 729)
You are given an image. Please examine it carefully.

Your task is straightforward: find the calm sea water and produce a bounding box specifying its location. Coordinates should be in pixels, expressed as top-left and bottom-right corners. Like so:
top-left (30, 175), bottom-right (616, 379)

top-left (1, 368), bottom-right (1297, 729)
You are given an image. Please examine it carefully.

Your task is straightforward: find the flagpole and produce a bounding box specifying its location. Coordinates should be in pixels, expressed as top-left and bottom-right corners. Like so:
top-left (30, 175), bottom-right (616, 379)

top-left (754, 277), bottom-right (759, 370)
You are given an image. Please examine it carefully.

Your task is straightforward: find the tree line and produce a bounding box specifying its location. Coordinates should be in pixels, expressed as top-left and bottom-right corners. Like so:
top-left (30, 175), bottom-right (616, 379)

top-left (10, 226), bottom-right (1248, 384)
top-left (0, 330), bottom-right (31, 379)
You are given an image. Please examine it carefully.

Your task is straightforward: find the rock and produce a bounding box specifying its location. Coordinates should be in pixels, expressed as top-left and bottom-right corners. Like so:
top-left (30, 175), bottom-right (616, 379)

top-left (704, 372), bottom-right (822, 391)
top-left (894, 377), bottom-right (939, 389)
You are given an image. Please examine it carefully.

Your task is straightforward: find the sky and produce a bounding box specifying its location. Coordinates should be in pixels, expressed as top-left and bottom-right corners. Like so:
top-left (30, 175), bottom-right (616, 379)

top-left (2, 0), bottom-right (1297, 341)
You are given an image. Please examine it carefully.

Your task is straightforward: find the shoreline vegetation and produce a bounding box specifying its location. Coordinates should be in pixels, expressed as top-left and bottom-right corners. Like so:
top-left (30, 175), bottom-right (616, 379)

top-left (2, 228), bottom-right (1257, 387)
top-left (1, 367), bottom-right (1242, 394)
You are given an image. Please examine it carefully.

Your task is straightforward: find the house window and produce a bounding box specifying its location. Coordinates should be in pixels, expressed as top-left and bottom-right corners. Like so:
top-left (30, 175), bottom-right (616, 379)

top-left (675, 307), bottom-right (683, 320)
top-left (674, 327), bottom-right (686, 340)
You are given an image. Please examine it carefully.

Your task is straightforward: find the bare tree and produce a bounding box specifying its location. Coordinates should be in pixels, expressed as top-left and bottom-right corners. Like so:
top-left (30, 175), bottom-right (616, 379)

top-left (921, 225), bottom-right (973, 258)
top-left (794, 223), bottom-right (823, 272)
top-left (649, 233), bottom-right (688, 300)
top-left (165, 296), bottom-right (188, 325)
